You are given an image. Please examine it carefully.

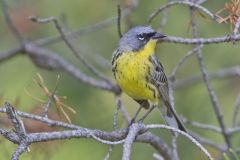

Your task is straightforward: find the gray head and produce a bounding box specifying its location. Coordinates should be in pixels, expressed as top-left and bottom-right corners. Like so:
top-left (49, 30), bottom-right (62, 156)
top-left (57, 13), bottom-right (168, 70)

top-left (118, 26), bottom-right (166, 52)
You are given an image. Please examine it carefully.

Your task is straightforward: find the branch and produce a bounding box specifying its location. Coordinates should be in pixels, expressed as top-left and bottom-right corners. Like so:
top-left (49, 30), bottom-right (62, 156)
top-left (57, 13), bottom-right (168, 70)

top-left (29, 16), bottom-right (112, 84)
top-left (169, 44), bottom-right (204, 81)
top-left (147, 124), bottom-right (214, 160)
top-left (34, 10), bottom-right (130, 47)
top-left (182, 117), bottom-right (221, 133)
top-left (5, 102), bottom-right (29, 159)
top-left (0, 46), bottom-right (22, 63)
top-left (148, 1), bottom-right (217, 24)
top-left (0, 0), bottom-right (23, 42)
top-left (232, 94), bottom-right (240, 127)
top-left (117, 4), bottom-right (123, 38)
top-left (122, 123), bottom-right (143, 160)
top-left (0, 106), bottom-right (173, 160)
top-left (190, 6), bottom-right (231, 148)
top-left (5, 102), bottom-right (28, 141)
top-left (189, 131), bottom-right (226, 151)
top-left (233, 17), bottom-right (240, 37)
top-left (0, 128), bottom-right (19, 144)
top-left (12, 143), bottom-right (28, 160)
top-left (161, 34), bottom-right (240, 44)
top-left (174, 66), bottom-right (240, 89)
top-left (23, 43), bottom-right (120, 93)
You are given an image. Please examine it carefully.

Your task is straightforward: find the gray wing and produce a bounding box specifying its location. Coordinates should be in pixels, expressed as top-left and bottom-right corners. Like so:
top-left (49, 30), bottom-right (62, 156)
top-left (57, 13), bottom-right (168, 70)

top-left (149, 55), bottom-right (170, 104)
top-left (149, 55), bottom-right (187, 132)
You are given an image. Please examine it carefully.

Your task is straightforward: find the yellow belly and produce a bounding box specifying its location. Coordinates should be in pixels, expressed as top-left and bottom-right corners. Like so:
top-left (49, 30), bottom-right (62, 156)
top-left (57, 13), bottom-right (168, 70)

top-left (115, 52), bottom-right (159, 104)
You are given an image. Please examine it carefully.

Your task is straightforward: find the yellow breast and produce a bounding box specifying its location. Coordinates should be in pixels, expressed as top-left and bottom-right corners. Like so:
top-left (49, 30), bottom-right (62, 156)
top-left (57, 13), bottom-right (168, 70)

top-left (114, 40), bottom-right (159, 104)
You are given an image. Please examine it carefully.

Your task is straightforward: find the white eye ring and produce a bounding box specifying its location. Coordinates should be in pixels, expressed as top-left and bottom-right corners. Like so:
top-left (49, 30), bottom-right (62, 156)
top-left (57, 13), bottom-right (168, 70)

top-left (138, 36), bottom-right (145, 41)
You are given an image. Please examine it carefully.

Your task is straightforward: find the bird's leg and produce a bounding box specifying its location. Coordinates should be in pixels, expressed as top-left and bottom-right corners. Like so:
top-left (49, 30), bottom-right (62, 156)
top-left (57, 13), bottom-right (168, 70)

top-left (128, 105), bottom-right (143, 127)
top-left (138, 105), bottom-right (156, 123)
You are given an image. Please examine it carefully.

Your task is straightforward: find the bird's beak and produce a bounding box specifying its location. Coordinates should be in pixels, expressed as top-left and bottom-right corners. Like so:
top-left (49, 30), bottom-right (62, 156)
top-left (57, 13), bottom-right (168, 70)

top-left (151, 32), bottom-right (166, 39)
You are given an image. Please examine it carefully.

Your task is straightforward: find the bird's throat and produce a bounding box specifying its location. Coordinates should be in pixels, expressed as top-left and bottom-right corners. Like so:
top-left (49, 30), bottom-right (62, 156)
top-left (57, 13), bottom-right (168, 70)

top-left (137, 39), bottom-right (157, 57)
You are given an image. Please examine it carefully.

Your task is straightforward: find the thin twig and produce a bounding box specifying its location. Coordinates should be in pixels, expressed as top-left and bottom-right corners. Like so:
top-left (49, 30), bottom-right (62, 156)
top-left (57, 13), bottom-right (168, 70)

top-left (182, 117), bottom-right (221, 133)
top-left (233, 17), bottom-right (240, 36)
top-left (158, 0), bottom-right (172, 32)
top-left (153, 153), bottom-right (164, 160)
top-left (29, 16), bottom-right (112, 84)
top-left (0, 0), bottom-right (23, 42)
top-left (42, 98), bottom-right (52, 118)
top-left (117, 4), bottom-right (123, 38)
top-left (103, 94), bottom-right (121, 160)
top-left (24, 43), bottom-right (120, 93)
top-left (171, 136), bottom-right (179, 160)
top-left (161, 34), bottom-right (240, 44)
top-left (147, 124), bottom-right (214, 160)
top-left (0, 46), bottom-right (22, 63)
top-left (174, 66), bottom-right (240, 89)
top-left (190, 6), bottom-right (231, 148)
top-left (148, 1), bottom-right (217, 24)
top-left (34, 10), bottom-right (130, 47)
top-left (115, 95), bottom-right (131, 123)
top-left (5, 102), bottom-right (29, 159)
top-left (169, 44), bottom-right (204, 81)
top-left (5, 102), bottom-right (28, 142)
top-left (190, 131), bottom-right (226, 151)
top-left (232, 94), bottom-right (240, 127)
top-left (227, 127), bottom-right (240, 135)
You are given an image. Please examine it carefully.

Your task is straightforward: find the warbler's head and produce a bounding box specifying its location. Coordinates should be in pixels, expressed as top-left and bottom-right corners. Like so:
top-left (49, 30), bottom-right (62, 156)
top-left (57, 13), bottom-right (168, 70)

top-left (118, 26), bottom-right (166, 52)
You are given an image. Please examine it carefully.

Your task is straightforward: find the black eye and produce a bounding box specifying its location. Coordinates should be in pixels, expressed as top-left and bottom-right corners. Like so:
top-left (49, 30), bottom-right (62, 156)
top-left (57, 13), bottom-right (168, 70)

top-left (137, 34), bottom-right (145, 41)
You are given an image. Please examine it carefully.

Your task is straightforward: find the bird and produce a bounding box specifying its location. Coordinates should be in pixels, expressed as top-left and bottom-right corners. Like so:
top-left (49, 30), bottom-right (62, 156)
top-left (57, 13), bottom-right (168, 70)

top-left (112, 26), bottom-right (186, 132)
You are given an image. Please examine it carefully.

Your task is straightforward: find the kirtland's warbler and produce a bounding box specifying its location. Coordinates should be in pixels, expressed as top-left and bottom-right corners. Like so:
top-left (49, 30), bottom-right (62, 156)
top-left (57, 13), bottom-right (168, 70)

top-left (112, 26), bottom-right (186, 132)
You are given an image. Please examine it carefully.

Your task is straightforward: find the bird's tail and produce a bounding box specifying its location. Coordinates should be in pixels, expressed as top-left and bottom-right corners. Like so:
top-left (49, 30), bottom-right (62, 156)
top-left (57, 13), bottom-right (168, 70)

top-left (157, 104), bottom-right (187, 133)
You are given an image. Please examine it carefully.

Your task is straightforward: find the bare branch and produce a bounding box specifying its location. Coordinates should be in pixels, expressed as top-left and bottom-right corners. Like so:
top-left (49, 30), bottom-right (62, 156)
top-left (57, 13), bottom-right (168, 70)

top-left (117, 4), bottom-right (123, 38)
top-left (182, 117), bottom-right (221, 133)
top-left (147, 124), bottom-right (214, 160)
top-left (103, 95), bottom-right (121, 160)
top-left (122, 123), bottom-right (144, 160)
top-left (29, 16), bottom-right (112, 84)
top-left (190, 131), bottom-right (226, 151)
top-left (171, 136), bottom-right (179, 160)
top-left (190, 6), bottom-right (231, 148)
top-left (153, 153), bottom-right (164, 160)
top-left (12, 143), bottom-right (28, 160)
top-left (233, 17), bottom-right (240, 36)
top-left (23, 43), bottom-right (120, 93)
top-left (34, 10), bottom-right (130, 47)
top-left (227, 127), bottom-right (240, 135)
top-left (0, 106), bottom-right (173, 160)
top-left (161, 34), bottom-right (240, 44)
top-left (0, 128), bottom-right (19, 144)
top-left (115, 95), bottom-right (131, 123)
top-left (0, 0), bottom-right (23, 42)
top-left (169, 45), bottom-right (204, 81)
top-left (148, 1), bottom-right (217, 24)
top-left (5, 102), bottom-right (29, 159)
top-left (137, 132), bottom-right (172, 160)
top-left (157, 0), bottom-right (172, 32)
top-left (174, 66), bottom-right (240, 89)
top-left (0, 46), bottom-right (22, 63)
top-left (5, 102), bottom-right (27, 142)
top-left (232, 94), bottom-right (240, 127)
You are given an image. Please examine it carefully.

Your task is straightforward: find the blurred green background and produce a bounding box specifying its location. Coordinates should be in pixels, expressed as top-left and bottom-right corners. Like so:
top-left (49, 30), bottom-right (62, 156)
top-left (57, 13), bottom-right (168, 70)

top-left (0, 0), bottom-right (240, 159)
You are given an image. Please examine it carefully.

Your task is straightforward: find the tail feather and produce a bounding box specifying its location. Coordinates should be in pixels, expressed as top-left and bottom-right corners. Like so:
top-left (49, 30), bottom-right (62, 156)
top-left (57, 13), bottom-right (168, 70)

top-left (157, 104), bottom-right (187, 133)
top-left (168, 107), bottom-right (187, 132)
